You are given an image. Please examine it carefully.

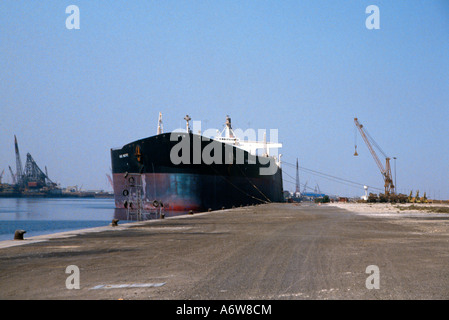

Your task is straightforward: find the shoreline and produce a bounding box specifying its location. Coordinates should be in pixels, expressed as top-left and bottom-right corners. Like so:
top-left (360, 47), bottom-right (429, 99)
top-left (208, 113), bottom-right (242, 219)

top-left (0, 209), bottom-right (214, 249)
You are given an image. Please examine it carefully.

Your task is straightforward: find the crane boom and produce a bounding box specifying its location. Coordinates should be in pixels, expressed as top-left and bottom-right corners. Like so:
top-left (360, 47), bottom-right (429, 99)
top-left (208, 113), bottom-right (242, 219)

top-left (14, 135), bottom-right (24, 187)
top-left (9, 166), bottom-right (16, 185)
top-left (354, 118), bottom-right (395, 196)
top-left (354, 118), bottom-right (385, 173)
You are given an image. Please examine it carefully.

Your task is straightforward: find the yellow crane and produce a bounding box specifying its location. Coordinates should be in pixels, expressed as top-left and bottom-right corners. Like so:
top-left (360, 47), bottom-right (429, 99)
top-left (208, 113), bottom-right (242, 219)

top-left (354, 118), bottom-right (395, 196)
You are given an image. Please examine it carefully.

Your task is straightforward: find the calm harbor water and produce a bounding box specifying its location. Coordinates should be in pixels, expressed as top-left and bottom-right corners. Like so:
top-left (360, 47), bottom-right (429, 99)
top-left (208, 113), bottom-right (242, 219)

top-left (0, 197), bottom-right (122, 241)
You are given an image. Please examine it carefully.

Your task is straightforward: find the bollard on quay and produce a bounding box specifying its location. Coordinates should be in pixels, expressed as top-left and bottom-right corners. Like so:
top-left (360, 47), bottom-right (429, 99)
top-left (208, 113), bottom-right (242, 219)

top-left (14, 230), bottom-right (26, 240)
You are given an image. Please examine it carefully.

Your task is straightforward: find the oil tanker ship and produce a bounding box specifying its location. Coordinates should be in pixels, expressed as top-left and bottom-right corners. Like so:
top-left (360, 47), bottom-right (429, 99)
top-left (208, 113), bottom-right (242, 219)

top-left (110, 114), bottom-right (284, 214)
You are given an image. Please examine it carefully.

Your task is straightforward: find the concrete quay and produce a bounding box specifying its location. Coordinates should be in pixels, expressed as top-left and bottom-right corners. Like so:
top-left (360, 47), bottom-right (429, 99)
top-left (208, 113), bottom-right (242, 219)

top-left (0, 203), bottom-right (448, 300)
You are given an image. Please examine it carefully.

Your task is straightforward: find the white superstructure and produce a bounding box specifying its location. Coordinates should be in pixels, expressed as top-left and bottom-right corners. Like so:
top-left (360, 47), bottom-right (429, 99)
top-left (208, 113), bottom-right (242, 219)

top-left (213, 115), bottom-right (282, 166)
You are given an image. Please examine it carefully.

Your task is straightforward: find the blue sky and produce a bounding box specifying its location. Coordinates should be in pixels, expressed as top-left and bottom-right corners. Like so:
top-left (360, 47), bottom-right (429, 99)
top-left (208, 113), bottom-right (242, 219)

top-left (1, 1), bottom-right (448, 198)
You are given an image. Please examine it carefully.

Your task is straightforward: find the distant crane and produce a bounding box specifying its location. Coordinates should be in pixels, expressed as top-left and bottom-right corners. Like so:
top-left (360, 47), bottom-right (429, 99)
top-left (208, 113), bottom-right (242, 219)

top-left (354, 118), bottom-right (395, 196)
top-left (295, 158), bottom-right (300, 195)
top-left (9, 166), bottom-right (16, 185)
top-left (22, 153), bottom-right (54, 188)
top-left (0, 169), bottom-right (4, 184)
top-left (14, 135), bottom-right (24, 186)
top-left (314, 183), bottom-right (321, 195)
top-left (302, 181), bottom-right (308, 194)
top-left (106, 174), bottom-right (114, 190)
top-left (11, 136), bottom-right (55, 189)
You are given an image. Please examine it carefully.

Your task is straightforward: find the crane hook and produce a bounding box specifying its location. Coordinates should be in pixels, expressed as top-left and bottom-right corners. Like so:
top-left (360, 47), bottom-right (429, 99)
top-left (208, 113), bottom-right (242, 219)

top-left (354, 145), bottom-right (358, 156)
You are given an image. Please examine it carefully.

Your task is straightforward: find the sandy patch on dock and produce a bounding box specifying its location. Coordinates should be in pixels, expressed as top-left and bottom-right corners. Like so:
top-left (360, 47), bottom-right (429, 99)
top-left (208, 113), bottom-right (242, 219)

top-left (326, 202), bottom-right (449, 217)
top-left (326, 202), bottom-right (449, 236)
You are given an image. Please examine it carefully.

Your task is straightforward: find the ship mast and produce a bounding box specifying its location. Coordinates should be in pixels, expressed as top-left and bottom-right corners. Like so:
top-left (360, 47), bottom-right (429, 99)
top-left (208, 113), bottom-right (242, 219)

top-left (157, 112), bottom-right (163, 135)
top-left (184, 115), bottom-right (192, 133)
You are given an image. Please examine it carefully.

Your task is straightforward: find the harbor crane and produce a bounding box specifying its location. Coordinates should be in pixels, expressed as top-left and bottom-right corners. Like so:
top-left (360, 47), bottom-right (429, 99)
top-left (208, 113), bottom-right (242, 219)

top-left (11, 136), bottom-right (55, 189)
top-left (354, 118), bottom-right (395, 196)
top-left (106, 174), bottom-right (114, 190)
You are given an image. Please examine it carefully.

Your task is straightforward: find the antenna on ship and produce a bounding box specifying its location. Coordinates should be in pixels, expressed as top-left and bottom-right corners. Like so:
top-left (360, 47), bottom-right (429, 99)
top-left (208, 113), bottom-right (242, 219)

top-left (184, 115), bottom-right (192, 133)
top-left (157, 112), bottom-right (163, 135)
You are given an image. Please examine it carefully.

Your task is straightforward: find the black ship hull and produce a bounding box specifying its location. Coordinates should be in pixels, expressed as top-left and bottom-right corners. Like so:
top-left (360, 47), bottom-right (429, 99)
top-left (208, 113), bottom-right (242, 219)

top-left (110, 132), bottom-right (284, 212)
